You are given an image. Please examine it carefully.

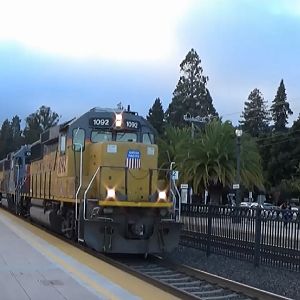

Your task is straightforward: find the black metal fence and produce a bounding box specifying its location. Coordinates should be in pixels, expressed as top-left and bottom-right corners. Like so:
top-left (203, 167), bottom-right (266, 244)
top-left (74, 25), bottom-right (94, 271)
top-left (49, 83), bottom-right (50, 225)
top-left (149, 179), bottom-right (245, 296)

top-left (180, 204), bottom-right (300, 272)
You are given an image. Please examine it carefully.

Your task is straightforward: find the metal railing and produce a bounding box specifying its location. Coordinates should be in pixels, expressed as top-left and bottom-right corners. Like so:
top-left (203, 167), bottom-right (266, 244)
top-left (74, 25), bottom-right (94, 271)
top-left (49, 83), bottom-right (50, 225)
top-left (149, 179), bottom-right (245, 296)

top-left (83, 166), bottom-right (100, 220)
top-left (180, 204), bottom-right (300, 272)
top-left (74, 143), bottom-right (83, 221)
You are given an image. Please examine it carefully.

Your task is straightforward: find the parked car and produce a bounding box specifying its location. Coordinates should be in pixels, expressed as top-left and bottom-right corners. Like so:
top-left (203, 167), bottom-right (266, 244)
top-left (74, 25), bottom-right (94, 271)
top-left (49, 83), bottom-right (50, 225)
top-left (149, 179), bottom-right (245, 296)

top-left (250, 202), bottom-right (263, 209)
top-left (262, 202), bottom-right (277, 210)
top-left (290, 205), bottom-right (299, 213)
top-left (240, 202), bottom-right (252, 208)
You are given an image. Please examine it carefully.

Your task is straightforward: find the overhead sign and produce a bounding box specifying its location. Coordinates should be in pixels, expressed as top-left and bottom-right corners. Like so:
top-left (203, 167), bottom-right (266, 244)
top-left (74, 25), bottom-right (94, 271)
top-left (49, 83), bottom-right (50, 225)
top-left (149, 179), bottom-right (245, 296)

top-left (171, 170), bottom-right (179, 180)
top-left (233, 183), bottom-right (240, 190)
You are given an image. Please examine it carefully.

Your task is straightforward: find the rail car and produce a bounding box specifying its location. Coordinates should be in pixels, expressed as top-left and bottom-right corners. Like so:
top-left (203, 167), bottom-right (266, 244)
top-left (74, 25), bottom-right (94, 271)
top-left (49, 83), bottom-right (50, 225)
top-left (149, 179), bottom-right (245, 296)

top-left (0, 107), bottom-right (181, 254)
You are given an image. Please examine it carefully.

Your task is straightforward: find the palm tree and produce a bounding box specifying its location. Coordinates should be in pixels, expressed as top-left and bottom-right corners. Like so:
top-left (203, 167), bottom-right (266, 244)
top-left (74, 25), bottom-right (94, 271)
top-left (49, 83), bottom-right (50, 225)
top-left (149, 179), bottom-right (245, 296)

top-left (177, 120), bottom-right (264, 204)
top-left (157, 126), bottom-right (192, 170)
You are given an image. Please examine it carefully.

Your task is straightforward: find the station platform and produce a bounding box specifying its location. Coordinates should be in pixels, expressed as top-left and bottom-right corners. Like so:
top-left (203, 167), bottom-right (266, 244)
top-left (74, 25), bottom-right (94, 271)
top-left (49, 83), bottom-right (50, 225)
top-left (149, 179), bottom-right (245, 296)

top-left (0, 209), bottom-right (177, 300)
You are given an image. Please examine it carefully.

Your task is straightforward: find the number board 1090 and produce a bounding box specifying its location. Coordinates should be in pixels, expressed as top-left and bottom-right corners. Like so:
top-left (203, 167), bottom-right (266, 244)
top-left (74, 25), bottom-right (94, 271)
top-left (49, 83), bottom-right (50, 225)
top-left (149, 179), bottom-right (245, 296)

top-left (89, 118), bottom-right (112, 128)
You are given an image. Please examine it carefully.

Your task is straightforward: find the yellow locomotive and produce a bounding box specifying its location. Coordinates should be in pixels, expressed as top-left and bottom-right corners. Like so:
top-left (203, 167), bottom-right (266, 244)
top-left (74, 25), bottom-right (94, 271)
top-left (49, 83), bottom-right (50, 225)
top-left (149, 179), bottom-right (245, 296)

top-left (0, 107), bottom-right (181, 254)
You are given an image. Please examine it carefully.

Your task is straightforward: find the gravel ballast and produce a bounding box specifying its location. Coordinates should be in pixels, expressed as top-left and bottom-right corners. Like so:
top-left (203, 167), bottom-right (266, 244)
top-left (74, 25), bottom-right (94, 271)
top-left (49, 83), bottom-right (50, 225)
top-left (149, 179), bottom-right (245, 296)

top-left (166, 246), bottom-right (300, 300)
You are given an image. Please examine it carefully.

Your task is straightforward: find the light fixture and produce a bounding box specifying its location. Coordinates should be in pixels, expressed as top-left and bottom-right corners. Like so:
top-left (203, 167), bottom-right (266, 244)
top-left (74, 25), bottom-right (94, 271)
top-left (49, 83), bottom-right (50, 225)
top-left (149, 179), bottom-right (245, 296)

top-left (158, 190), bottom-right (167, 201)
top-left (115, 113), bottom-right (123, 128)
top-left (106, 188), bottom-right (116, 199)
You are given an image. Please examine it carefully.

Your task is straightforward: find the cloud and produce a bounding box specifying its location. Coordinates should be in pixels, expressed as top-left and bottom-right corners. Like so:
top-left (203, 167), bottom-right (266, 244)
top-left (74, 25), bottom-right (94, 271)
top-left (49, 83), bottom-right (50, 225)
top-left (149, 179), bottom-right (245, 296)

top-left (0, 0), bottom-right (192, 62)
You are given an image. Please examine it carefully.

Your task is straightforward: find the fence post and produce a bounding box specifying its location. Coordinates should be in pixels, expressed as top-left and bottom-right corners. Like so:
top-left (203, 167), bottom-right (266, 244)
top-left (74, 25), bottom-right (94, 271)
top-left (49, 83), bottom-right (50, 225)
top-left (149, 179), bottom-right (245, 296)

top-left (206, 204), bottom-right (212, 257)
top-left (254, 207), bottom-right (261, 267)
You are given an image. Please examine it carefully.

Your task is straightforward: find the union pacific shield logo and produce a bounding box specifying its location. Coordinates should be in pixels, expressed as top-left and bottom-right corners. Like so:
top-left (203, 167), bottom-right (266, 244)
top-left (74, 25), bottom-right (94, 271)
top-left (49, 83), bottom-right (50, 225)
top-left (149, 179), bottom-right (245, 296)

top-left (126, 150), bottom-right (141, 169)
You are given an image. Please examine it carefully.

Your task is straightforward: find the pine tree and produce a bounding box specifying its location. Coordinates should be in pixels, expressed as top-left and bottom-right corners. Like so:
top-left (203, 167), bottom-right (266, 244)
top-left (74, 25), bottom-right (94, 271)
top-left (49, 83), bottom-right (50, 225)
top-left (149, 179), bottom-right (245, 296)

top-left (147, 98), bottom-right (165, 135)
top-left (271, 79), bottom-right (292, 132)
top-left (166, 49), bottom-right (218, 127)
top-left (240, 88), bottom-right (270, 137)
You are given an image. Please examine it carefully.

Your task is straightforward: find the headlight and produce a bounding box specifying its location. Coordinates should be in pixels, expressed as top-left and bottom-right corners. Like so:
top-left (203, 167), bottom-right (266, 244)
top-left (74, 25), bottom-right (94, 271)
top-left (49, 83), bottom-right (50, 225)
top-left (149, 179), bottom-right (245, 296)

top-left (115, 113), bottom-right (122, 127)
top-left (106, 188), bottom-right (116, 199)
top-left (158, 190), bottom-right (167, 201)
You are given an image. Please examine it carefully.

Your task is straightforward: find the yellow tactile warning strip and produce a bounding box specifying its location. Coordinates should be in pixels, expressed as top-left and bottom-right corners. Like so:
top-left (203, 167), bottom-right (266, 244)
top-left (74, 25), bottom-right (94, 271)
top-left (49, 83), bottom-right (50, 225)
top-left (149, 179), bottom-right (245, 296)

top-left (0, 209), bottom-right (178, 300)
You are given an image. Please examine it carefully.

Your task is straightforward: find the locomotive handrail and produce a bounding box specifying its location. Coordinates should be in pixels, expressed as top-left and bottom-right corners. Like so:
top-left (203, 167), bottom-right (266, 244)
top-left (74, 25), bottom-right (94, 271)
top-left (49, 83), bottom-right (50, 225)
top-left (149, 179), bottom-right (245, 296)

top-left (15, 165), bottom-right (20, 215)
top-left (83, 166), bottom-right (101, 220)
top-left (74, 143), bottom-right (83, 221)
top-left (169, 162), bottom-right (181, 222)
top-left (16, 174), bottom-right (28, 197)
top-left (173, 179), bottom-right (181, 222)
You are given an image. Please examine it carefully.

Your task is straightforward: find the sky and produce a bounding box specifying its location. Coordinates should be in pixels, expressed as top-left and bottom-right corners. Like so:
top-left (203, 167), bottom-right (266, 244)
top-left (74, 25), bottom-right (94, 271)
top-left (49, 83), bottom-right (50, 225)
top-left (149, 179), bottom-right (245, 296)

top-left (0, 0), bottom-right (300, 126)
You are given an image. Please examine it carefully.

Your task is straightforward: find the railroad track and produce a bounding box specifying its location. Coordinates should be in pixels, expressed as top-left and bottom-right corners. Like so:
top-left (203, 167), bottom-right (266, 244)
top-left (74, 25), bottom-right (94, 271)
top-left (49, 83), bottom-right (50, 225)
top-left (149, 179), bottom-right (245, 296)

top-left (0, 207), bottom-right (292, 300)
top-left (112, 255), bottom-right (291, 300)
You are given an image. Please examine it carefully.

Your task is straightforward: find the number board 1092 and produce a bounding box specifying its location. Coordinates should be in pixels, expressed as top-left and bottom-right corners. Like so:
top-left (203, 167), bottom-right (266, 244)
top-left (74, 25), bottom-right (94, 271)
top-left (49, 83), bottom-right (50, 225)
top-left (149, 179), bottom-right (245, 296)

top-left (89, 118), bottom-right (112, 128)
top-left (125, 120), bottom-right (140, 129)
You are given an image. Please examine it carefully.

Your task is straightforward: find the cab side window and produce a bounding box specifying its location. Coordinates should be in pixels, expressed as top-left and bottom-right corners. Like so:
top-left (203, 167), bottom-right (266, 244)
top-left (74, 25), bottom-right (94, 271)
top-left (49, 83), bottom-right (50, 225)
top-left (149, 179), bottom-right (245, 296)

top-left (73, 128), bottom-right (85, 152)
top-left (142, 133), bottom-right (154, 144)
top-left (60, 134), bottom-right (67, 154)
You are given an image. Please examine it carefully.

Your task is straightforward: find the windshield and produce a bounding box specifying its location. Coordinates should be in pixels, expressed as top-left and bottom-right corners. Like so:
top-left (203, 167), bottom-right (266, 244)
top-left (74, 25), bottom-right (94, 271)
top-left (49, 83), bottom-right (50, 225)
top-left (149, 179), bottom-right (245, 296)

top-left (91, 130), bottom-right (113, 142)
top-left (116, 132), bottom-right (137, 142)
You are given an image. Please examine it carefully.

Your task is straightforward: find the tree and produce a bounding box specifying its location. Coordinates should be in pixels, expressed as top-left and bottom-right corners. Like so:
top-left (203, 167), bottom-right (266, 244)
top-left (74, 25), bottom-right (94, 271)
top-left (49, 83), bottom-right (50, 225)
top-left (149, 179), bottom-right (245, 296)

top-left (157, 126), bottom-right (191, 170)
top-left (270, 79), bottom-right (293, 132)
top-left (35, 105), bottom-right (60, 131)
top-left (176, 120), bottom-right (264, 204)
top-left (0, 115), bottom-right (24, 159)
top-left (262, 132), bottom-right (294, 187)
top-left (147, 98), bottom-right (165, 135)
top-left (23, 106), bottom-right (60, 144)
top-left (166, 49), bottom-right (218, 127)
top-left (240, 88), bottom-right (270, 137)
top-left (260, 114), bottom-right (300, 189)
top-left (11, 115), bottom-right (24, 149)
top-left (0, 119), bottom-right (14, 159)
top-left (23, 113), bottom-right (42, 144)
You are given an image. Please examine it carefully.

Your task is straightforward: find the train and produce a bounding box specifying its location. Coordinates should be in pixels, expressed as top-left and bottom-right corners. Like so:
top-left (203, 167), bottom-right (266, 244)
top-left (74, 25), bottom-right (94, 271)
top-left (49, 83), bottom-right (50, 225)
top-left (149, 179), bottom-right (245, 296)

top-left (0, 107), bottom-right (182, 254)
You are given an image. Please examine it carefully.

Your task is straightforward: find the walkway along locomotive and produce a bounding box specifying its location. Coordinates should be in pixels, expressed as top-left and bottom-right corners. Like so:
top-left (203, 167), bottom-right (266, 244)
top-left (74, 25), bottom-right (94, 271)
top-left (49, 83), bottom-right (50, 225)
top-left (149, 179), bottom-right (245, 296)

top-left (0, 107), bottom-right (182, 254)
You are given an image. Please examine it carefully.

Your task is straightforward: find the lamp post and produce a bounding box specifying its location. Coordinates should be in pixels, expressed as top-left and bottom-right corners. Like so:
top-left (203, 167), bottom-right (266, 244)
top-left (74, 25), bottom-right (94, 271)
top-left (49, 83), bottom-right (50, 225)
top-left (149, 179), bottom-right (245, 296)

top-left (235, 129), bottom-right (243, 206)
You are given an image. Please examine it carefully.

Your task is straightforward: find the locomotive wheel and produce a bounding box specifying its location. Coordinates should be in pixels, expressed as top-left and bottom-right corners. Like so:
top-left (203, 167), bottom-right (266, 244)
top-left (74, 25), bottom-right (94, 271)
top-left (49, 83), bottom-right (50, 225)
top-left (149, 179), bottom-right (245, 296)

top-left (61, 210), bottom-right (76, 239)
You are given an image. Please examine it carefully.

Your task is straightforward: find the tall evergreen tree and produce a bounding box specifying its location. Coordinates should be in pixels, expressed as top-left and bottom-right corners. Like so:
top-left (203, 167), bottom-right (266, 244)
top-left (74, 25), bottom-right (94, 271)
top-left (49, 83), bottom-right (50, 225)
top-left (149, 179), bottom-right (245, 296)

top-left (270, 79), bottom-right (292, 131)
top-left (166, 48), bottom-right (218, 127)
top-left (240, 88), bottom-right (270, 137)
top-left (147, 98), bottom-right (165, 135)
